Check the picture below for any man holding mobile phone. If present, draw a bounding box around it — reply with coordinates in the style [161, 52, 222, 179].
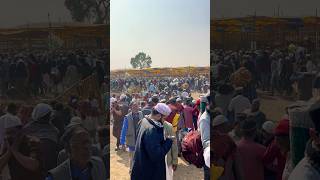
[131, 103, 173, 180]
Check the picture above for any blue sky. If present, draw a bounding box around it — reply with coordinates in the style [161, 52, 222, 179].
[111, 0, 210, 70]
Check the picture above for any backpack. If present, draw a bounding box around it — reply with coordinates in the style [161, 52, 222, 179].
[181, 130, 205, 168]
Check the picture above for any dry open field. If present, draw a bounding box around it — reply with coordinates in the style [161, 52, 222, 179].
[109, 92, 205, 180]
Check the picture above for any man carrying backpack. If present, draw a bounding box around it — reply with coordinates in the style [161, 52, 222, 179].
[180, 93, 210, 179]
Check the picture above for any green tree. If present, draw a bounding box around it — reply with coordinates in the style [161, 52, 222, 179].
[65, 0, 110, 24]
[130, 52, 152, 69]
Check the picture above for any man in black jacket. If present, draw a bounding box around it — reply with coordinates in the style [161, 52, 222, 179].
[131, 103, 173, 180]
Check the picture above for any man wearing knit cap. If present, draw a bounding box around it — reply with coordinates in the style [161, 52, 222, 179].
[131, 103, 173, 180]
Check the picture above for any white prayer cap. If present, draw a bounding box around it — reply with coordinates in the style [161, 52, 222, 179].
[0, 114, 22, 129]
[110, 97, 117, 104]
[154, 103, 171, 116]
[31, 103, 53, 120]
[262, 121, 276, 134]
[212, 115, 227, 127]
[67, 116, 82, 128]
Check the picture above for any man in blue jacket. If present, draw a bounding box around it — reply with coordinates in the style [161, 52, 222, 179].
[120, 100, 144, 173]
[131, 103, 173, 180]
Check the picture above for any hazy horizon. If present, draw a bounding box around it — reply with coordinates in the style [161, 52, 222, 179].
[110, 65, 209, 71]
[111, 0, 210, 70]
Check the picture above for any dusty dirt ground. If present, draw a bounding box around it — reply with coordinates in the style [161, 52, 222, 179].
[109, 91, 296, 179]
[110, 92, 205, 180]
[258, 91, 295, 121]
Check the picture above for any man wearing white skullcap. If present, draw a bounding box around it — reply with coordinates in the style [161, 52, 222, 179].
[154, 103, 172, 117]
[24, 103, 59, 172]
[131, 103, 173, 180]
[31, 103, 53, 121]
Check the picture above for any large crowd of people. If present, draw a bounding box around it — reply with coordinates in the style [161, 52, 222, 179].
[111, 76, 209, 94]
[0, 97, 108, 180]
[110, 75, 210, 180]
[0, 48, 109, 180]
[0, 49, 107, 99]
[212, 46, 320, 100]
[212, 46, 320, 180]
